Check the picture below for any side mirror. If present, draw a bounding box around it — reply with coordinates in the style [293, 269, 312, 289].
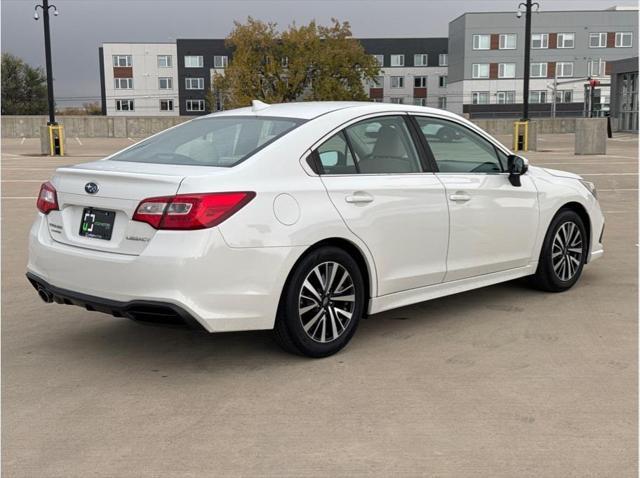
[507, 155, 529, 187]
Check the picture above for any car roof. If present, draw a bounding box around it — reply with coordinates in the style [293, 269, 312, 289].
[203, 101, 459, 121]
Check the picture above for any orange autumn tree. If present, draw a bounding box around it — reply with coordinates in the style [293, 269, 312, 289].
[213, 18, 379, 108]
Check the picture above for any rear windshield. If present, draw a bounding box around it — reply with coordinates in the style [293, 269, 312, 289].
[110, 116, 304, 167]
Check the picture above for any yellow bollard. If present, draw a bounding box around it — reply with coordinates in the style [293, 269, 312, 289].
[513, 121, 529, 152]
[47, 124, 65, 156]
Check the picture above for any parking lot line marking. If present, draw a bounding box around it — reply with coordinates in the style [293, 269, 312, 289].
[580, 173, 638, 176]
[75, 137, 83, 146]
[20, 137, 25, 145]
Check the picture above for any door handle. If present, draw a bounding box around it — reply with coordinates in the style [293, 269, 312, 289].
[345, 193, 374, 204]
[449, 193, 471, 202]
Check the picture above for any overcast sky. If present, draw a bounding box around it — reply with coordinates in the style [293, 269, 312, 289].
[2, 0, 637, 106]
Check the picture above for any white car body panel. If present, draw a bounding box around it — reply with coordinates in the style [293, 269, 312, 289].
[26, 102, 604, 333]
[437, 173, 539, 282]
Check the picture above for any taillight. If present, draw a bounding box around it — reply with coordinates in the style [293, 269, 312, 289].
[36, 181, 59, 214]
[133, 192, 256, 230]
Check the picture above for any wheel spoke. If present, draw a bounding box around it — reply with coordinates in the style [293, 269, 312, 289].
[326, 263, 338, 293]
[303, 309, 324, 333]
[327, 307, 339, 341]
[302, 279, 322, 302]
[313, 267, 326, 292]
[299, 303, 319, 315]
[332, 294, 355, 302]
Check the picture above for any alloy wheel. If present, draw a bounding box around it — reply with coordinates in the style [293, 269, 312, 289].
[298, 261, 355, 343]
[551, 221, 583, 281]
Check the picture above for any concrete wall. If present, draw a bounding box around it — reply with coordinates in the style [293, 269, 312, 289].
[1, 116, 190, 138]
[0, 115, 597, 139]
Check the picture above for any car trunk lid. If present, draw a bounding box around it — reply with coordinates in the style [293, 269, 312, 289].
[46, 160, 223, 255]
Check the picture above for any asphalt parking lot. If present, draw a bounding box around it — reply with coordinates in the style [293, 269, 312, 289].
[2, 132, 638, 477]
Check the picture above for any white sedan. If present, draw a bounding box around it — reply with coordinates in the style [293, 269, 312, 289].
[27, 101, 604, 357]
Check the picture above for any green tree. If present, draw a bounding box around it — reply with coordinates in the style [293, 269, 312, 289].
[1, 53, 48, 115]
[213, 18, 379, 109]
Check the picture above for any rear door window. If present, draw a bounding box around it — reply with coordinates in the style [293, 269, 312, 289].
[111, 116, 303, 167]
[345, 116, 422, 174]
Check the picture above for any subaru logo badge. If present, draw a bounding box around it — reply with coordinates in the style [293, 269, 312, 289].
[85, 182, 99, 194]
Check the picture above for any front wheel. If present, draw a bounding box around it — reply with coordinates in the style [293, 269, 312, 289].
[530, 210, 587, 292]
[273, 246, 365, 358]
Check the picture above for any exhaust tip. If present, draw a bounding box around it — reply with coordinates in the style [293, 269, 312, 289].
[37, 286, 53, 303]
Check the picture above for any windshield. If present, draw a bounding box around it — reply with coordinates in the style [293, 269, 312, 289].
[110, 116, 304, 167]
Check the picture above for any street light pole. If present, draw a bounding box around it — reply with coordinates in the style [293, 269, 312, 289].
[34, 0, 59, 125]
[518, 0, 539, 121]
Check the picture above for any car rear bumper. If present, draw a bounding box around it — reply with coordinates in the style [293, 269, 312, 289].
[26, 272, 206, 329]
[27, 214, 305, 332]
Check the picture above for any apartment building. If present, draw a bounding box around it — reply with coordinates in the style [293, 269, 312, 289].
[99, 43, 179, 116]
[359, 38, 449, 107]
[447, 6, 639, 116]
[176, 39, 232, 115]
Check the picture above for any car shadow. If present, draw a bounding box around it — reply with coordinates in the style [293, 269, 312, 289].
[43, 278, 544, 371]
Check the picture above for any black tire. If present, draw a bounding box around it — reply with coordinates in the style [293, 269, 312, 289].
[273, 246, 365, 358]
[530, 209, 587, 292]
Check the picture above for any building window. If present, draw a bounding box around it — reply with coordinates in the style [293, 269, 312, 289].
[530, 62, 548, 78]
[372, 54, 384, 66]
[281, 56, 289, 68]
[413, 98, 427, 106]
[439, 75, 447, 87]
[160, 99, 174, 111]
[185, 77, 204, 90]
[186, 99, 205, 112]
[184, 55, 204, 68]
[531, 33, 548, 49]
[438, 96, 447, 109]
[529, 91, 547, 104]
[414, 54, 428, 66]
[112, 55, 132, 67]
[114, 78, 133, 89]
[157, 55, 172, 68]
[589, 33, 607, 48]
[391, 76, 405, 88]
[557, 33, 575, 48]
[390, 54, 405, 67]
[390, 97, 404, 104]
[588, 59, 607, 77]
[439, 54, 448, 66]
[499, 34, 517, 50]
[414, 76, 427, 88]
[472, 34, 491, 50]
[557, 62, 574, 78]
[472, 91, 490, 104]
[555, 90, 573, 103]
[158, 77, 173, 89]
[472, 63, 490, 79]
[213, 55, 228, 68]
[115, 99, 134, 111]
[496, 91, 515, 104]
[615, 32, 633, 48]
[498, 63, 516, 78]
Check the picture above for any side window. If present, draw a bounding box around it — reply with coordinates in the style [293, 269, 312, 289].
[316, 132, 358, 175]
[344, 116, 421, 174]
[415, 117, 504, 173]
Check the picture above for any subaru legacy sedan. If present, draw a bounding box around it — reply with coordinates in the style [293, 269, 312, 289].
[27, 101, 604, 357]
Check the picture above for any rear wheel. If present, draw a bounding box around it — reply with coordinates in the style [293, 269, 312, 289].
[273, 246, 365, 358]
[530, 210, 587, 292]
